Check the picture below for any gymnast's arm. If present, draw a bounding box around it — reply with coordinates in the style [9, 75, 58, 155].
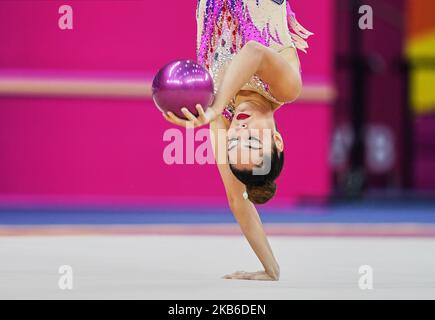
[209, 116, 280, 281]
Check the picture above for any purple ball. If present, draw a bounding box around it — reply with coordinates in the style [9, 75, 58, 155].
[152, 60, 215, 120]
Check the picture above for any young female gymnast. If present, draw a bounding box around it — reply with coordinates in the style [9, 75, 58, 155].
[163, 0, 312, 281]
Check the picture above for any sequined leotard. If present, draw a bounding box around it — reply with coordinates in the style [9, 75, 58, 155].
[196, 0, 312, 120]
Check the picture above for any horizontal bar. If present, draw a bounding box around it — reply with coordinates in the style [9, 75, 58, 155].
[1, 223, 435, 238]
[0, 77, 152, 99]
[0, 75, 336, 103]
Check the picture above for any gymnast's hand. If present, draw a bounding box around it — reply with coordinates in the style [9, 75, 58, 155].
[162, 104, 218, 128]
[223, 270, 279, 281]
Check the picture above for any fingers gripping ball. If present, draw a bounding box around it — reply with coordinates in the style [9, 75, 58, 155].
[152, 60, 215, 120]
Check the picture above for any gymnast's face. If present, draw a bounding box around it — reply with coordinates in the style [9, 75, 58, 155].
[227, 101, 284, 172]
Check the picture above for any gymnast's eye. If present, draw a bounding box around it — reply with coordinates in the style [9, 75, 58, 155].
[246, 136, 262, 150]
[228, 138, 238, 151]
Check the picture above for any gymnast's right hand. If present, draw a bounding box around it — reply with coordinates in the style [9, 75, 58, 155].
[162, 104, 217, 128]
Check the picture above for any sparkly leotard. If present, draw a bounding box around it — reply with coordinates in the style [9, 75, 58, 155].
[196, 0, 312, 120]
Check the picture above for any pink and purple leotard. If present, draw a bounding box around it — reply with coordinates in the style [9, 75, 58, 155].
[196, 0, 312, 119]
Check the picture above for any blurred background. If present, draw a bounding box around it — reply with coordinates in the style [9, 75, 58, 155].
[0, 0, 434, 234]
[1, 0, 435, 300]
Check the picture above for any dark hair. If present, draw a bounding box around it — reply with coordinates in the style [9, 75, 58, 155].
[229, 143, 284, 204]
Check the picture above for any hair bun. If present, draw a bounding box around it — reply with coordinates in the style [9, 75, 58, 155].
[246, 181, 277, 205]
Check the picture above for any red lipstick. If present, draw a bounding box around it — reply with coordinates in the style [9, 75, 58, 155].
[236, 113, 250, 120]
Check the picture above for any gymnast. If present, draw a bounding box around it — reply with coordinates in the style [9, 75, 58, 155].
[162, 0, 312, 281]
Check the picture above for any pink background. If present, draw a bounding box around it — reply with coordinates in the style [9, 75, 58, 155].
[0, 0, 334, 207]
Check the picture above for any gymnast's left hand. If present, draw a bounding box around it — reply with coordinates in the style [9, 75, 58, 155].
[162, 104, 217, 128]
